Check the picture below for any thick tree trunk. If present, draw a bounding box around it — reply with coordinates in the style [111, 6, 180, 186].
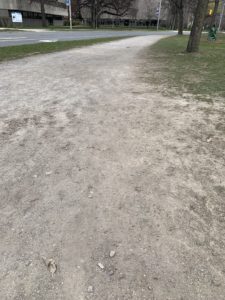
[210, 0, 220, 27]
[186, 0, 209, 53]
[40, 0, 47, 27]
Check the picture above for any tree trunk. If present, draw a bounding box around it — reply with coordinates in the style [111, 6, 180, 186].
[186, 0, 209, 53]
[210, 0, 220, 27]
[178, 6, 184, 35]
[40, 0, 47, 27]
[91, 0, 97, 28]
[172, 14, 177, 30]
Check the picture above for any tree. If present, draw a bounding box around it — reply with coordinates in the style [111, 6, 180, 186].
[168, 0, 198, 35]
[187, 0, 209, 52]
[169, 0, 184, 35]
[210, 0, 220, 27]
[30, 0, 47, 27]
[40, 0, 47, 27]
[104, 0, 134, 17]
[79, 0, 134, 28]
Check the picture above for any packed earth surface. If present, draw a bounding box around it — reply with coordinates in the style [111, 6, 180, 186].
[1, 36, 225, 300]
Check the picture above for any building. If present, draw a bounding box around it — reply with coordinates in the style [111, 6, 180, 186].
[133, 0, 169, 25]
[0, 0, 68, 27]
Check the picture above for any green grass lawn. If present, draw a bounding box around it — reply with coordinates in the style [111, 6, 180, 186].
[0, 37, 129, 62]
[147, 34, 225, 100]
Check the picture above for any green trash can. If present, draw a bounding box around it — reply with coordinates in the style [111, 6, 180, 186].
[208, 25, 217, 41]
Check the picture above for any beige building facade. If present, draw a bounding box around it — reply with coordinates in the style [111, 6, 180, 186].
[0, 0, 68, 27]
[133, 0, 169, 21]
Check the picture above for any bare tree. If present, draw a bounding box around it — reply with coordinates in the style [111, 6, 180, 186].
[168, 0, 198, 34]
[80, 0, 134, 27]
[187, 0, 209, 52]
[104, 0, 134, 17]
[169, 0, 184, 35]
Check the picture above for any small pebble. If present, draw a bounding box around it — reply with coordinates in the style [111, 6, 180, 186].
[45, 171, 52, 176]
[110, 250, 116, 258]
[97, 262, 104, 270]
[46, 258, 57, 276]
[88, 190, 94, 198]
[25, 260, 32, 267]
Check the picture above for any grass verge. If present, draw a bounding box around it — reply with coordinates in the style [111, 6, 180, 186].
[0, 36, 129, 62]
[147, 34, 225, 100]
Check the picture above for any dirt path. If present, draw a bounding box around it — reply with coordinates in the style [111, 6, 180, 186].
[1, 36, 225, 300]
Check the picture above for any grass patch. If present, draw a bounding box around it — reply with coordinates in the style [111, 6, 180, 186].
[148, 34, 225, 100]
[0, 36, 129, 62]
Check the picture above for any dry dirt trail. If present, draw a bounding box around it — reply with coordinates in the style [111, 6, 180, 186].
[1, 36, 225, 300]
